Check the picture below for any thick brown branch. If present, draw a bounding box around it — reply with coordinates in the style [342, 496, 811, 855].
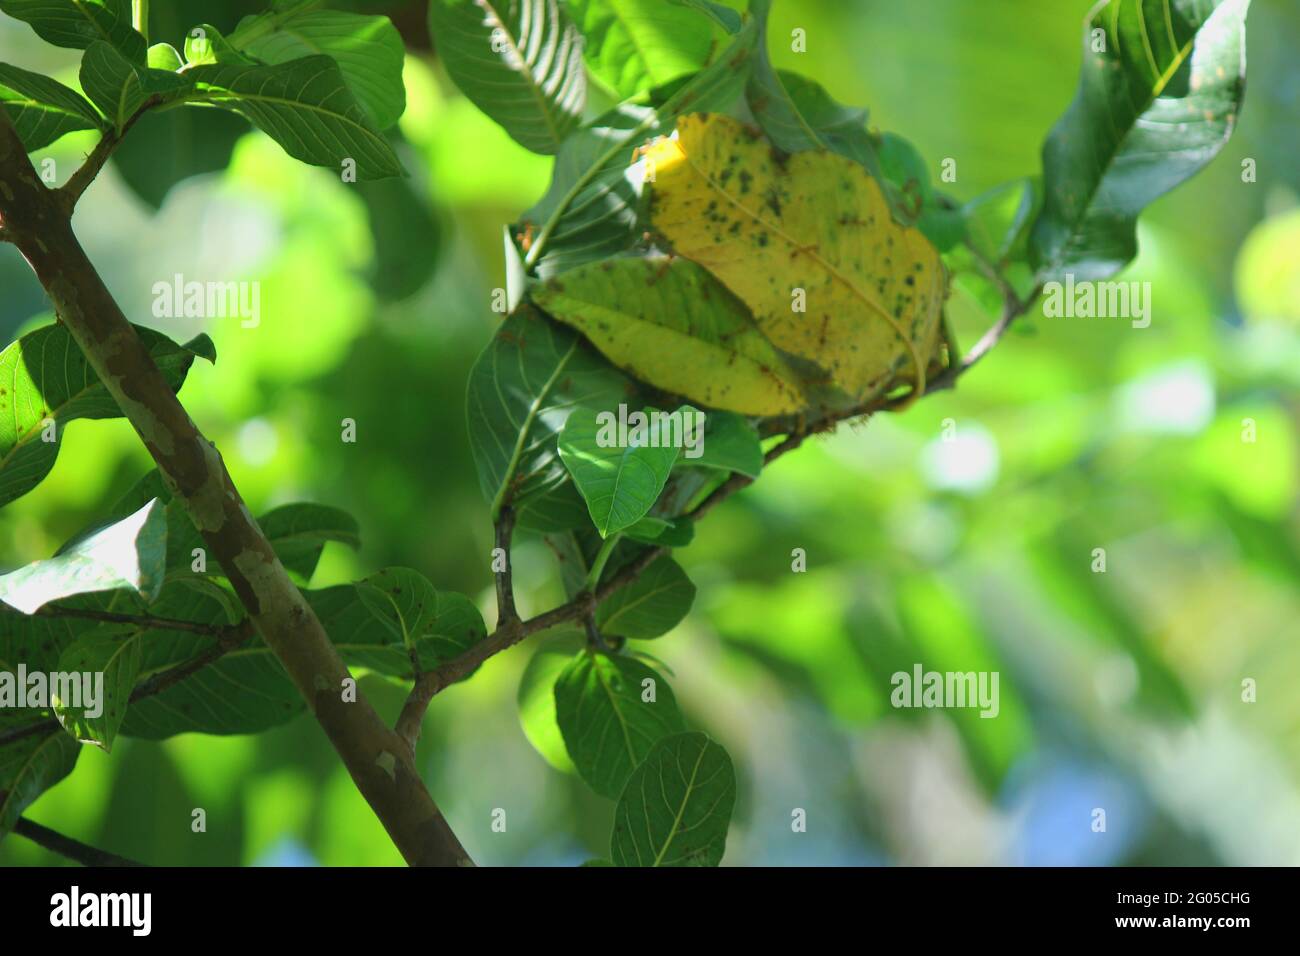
[0, 112, 472, 867]
[12, 817, 146, 867]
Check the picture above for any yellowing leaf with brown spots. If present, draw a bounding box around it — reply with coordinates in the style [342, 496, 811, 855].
[534, 256, 805, 416]
[643, 113, 947, 401]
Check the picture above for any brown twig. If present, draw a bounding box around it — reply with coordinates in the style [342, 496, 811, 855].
[0, 619, 255, 750]
[11, 817, 146, 867]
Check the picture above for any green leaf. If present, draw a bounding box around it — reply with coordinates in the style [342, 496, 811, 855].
[0, 0, 145, 60]
[0, 62, 104, 151]
[610, 730, 735, 866]
[188, 56, 403, 180]
[147, 42, 184, 72]
[534, 256, 805, 417]
[0, 323, 213, 509]
[1031, 0, 1252, 280]
[182, 23, 253, 67]
[558, 406, 680, 537]
[686, 409, 762, 478]
[258, 503, 361, 584]
[120, 578, 301, 739]
[517, 17, 757, 276]
[596, 554, 695, 639]
[232, 10, 406, 130]
[466, 306, 636, 530]
[52, 627, 141, 751]
[428, 0, 586, 155]
[0, 716, 79, 840]
[570, 0, 716, 98]
[555, 650, 684, 798]
[308, 568, 486, 679]
[516, 634, 581, 773]
[79, 39, 192, 131]
[0, 500, 167, 615]
[745, 0, 881, 174]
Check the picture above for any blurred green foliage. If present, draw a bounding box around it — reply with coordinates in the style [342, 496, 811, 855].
[1, 0, 1296, 866]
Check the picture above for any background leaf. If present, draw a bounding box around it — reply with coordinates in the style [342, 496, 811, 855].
[610, 730, 735, 866]
[569, 0, 716, 98]
[0, 718, 79, 840]
[428, 0, 586, 155]
[555, 650, 684, 797]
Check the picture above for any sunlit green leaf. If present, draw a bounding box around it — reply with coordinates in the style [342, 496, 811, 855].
[570, 0, 716, 98]
[558, 405, 679, 537]
[0, 62, 104, 151]
[0, 500, 167, 615]
[233, 9, 406, 129]
[0, 323, 213, 509]
[79, 40, 192, 131]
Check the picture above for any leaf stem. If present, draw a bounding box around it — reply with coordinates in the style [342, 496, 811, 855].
[132, 0, 149, 42]
[585, 533, 621, 591]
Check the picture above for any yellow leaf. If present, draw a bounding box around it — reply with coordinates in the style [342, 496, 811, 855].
[642, 113, 947, 403]
[534, 256, 805, 416]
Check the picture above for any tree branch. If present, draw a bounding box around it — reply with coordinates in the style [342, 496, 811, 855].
[36, 605, 239, 636]
[12, 817, 146, 867]
[394, 273, 1037, 728]
[0, 111, 472, 867]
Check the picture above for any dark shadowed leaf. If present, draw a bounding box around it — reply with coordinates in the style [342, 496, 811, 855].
[1031, 0, 1252, 280]
[596, 554, 695, 638]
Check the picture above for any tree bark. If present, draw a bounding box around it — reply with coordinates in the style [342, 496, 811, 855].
[0, 114, 472, 867]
